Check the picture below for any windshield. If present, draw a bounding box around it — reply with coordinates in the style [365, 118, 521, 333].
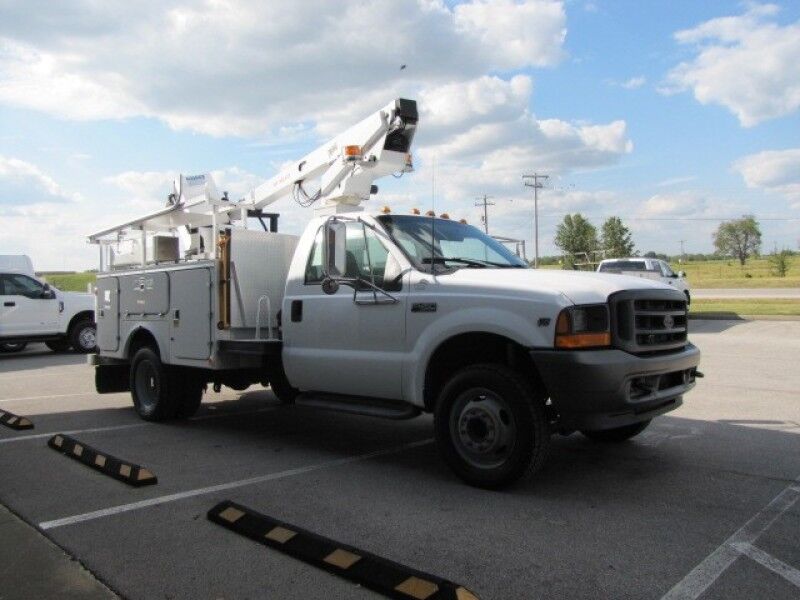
[598, 260, 646, 272]
[377, 215, 527, 272]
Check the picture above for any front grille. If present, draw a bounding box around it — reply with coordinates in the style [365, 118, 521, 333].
[611, 290, 688, 354]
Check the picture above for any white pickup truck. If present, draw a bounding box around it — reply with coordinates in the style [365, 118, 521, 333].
[90, 98, 700, 488]
[597, 258, 691, 303]
[0, 260, 97, 354]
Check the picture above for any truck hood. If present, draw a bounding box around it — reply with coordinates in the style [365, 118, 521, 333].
[440, 268, 670, 305]
[57, 289, 95, 311]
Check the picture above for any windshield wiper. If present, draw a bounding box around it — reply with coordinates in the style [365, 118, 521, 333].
[422, 256, 487, 268]
[423, 256, 526, 268]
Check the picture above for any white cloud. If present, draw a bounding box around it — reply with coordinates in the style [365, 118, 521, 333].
[0, 155, 78, 205]
[734, 148, 800, 206]
[0, 0, 567, 137]
[621, 76, 646, 90]
[639, 192, 706, 217]
[663, 4, 800, 126]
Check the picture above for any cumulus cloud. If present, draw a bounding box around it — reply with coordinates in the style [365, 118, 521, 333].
[734, 148, 800, 206]
[663, 4, 800, 126]
[0, 0, 567, 137]
[621, 76, 646, 90]
[0, 155, 78, 205]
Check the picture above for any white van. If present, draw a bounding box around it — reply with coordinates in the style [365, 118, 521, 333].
[597, 258, 691, 303]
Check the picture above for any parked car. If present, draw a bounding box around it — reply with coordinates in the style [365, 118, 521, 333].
[0, 271, 97, 353]
[597, 258, 691, 303]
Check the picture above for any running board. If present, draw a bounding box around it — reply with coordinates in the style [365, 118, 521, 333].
[295, 393, 421, 420]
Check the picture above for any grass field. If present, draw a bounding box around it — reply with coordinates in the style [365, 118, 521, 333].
[671, 256, 800, 289]
[40, 272, 96, 292]
[689, 299, 800, 317]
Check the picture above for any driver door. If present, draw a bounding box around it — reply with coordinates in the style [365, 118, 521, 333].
[282, 223, 408, 400]
[0, 274, 59, 336]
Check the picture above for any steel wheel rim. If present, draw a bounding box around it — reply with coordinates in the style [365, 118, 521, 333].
[78, 326, 96, 350]
[134, 360, 159, 410]
[449, 387, 516, 470]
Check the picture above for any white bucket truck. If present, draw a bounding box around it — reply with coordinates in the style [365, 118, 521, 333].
[89, 99, 700, 488]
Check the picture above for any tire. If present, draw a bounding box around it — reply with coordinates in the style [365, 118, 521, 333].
[70, 319, 97, 353]
[434, 364, 550, 489]
[174, 371, 205, 419]
[0, 342, 27, 353]
[581, 419, 651, 443]
[130, 347, 178, 421]
[267, 357, 298, 405]
[46, 339, 71, 352]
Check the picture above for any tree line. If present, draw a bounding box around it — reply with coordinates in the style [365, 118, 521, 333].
[549, 213, 793, 273]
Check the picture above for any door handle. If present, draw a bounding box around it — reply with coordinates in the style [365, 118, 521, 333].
[3, 301, 14, 307]
[291, 300, 303, 322]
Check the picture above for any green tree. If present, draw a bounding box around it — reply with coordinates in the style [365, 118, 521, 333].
[601, 216, 635, 258]
[554, 213, 598, 266]
[713, 215, 762, 266]
[769, 249, 791, 277]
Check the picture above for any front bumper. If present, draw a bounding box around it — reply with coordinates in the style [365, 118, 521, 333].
[530, 343, 701, 431]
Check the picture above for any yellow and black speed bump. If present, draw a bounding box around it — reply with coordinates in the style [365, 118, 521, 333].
[0, 409, 33, 430]
[47, 434, 157, 487]
[208, 500, 479, 600]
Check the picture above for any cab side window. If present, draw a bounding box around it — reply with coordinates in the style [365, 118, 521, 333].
[303, 223, 401, 291]
[304, 228, 325, 284]
[1, 274, 45, 299]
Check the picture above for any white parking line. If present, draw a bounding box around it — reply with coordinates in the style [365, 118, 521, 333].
[660, 475, 800, 600]
[0, 423, 146, 444]
[0, 407, 276, 444]
[731, 543, 800, 589]
[39, 438, 434, 530]
[0, 392, 95, 404]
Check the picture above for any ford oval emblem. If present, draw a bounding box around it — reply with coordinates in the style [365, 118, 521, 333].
[663, 314, 674, 329]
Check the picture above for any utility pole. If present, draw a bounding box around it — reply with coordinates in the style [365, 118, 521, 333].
[522, 173, 549, 268]
[679, 239, 685, 263]
[474, 195, 495, 234]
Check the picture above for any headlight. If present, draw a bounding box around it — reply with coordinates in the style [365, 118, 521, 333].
[555, 304, 611, 349]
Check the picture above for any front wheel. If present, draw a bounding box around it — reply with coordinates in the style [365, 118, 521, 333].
[70, 320, 97, 353]
[581, 419, 651, 443]
[434, 364, 550, 489]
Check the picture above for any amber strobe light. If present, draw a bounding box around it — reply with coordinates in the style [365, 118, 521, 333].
[555, 305, 611, 349]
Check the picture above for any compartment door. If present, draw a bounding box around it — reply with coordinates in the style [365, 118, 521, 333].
[170, 269, 212, 360]
[96, 277, 120, 351]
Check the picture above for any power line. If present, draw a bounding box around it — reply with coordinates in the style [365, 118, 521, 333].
[522, 173, 549, 268]
[474, 195, 495, 234]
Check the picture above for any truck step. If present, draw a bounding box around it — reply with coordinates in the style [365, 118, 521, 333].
[295, 393, 421, 420]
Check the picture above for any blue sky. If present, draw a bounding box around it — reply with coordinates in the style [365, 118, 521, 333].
[1, 0, 798, 270]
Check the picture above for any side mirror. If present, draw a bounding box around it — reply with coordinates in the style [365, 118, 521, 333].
[323, 219, 348, 279]
[41, 283, 56, 299]
[677, 271, 686, 279]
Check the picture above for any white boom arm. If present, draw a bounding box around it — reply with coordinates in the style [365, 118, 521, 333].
[87, 98, 417, 267]
[240, 98, 417, 213]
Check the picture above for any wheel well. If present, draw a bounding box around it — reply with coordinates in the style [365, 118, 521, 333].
[423, 332, 545, 411]
[127, 328, 159, 360]
[67, 311, 94, 336]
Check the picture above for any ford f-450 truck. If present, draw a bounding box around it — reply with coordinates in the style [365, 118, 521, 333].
[89, 99, 700, 488]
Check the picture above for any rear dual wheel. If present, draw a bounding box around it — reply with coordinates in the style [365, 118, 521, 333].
[130, 347, 204, 421]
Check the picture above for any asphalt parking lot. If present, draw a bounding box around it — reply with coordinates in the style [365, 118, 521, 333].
[1, 320, 799, 600]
